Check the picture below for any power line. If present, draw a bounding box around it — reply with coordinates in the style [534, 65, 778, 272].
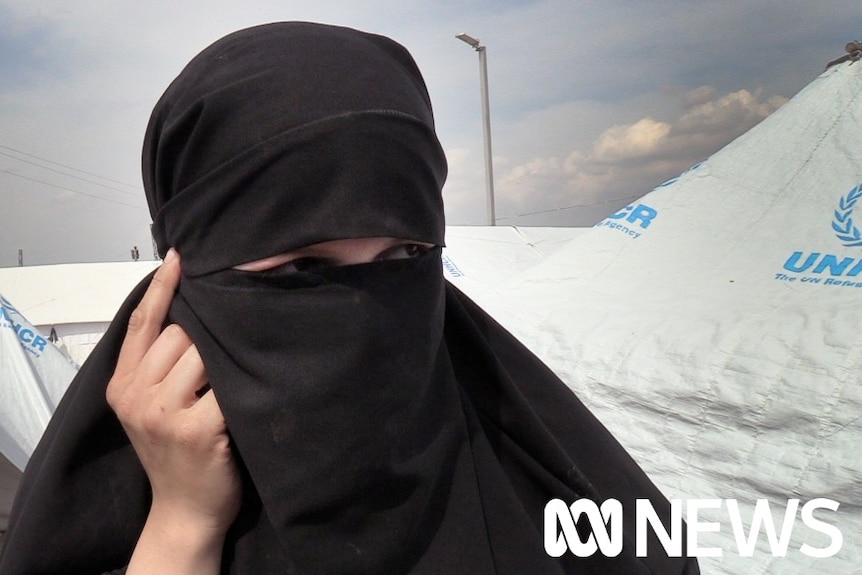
[489, 193, 642, 224]
[0, 168, 147, 210]
[0, 144, 139, 190]
[0, 149, 141, 198]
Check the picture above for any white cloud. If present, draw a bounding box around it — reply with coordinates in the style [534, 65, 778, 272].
[492, 87, 788, 226]
[591, 117, 672, 163]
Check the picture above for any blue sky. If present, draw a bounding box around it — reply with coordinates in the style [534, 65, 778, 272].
[2, 0, 862, 266]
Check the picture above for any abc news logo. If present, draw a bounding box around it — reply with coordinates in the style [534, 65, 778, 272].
[544, 498, 843, 559]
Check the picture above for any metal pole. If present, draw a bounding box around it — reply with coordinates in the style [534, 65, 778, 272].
[456, 33, 496, 226]
[477, 46, 496, 226]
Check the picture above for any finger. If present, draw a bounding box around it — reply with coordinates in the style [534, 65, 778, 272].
[133, 324, 195, 393]
[116, 248, 181, 377]
[160, 344, 209, 409]
[107, 325, 193, 417]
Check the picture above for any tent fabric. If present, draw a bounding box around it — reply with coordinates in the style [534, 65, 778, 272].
[0, 262, 160, 326]
[442, 226, 586, 291]
[0, 293, 78, 535]
[0, 294, 78, 472]
[454, 61, 862, 574]
[0, 261, 159, 365]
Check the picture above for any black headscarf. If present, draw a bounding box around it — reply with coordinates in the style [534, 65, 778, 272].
[0, 22, 698, 574]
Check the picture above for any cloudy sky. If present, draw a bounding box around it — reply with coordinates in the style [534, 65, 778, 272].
[2, 0, 861, 267]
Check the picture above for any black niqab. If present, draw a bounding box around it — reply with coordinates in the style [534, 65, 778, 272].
[0, 22, 698, 574]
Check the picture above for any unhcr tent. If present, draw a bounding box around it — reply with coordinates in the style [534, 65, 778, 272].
[0, 261, 159, 365]
[443, 59, 862, 574]
[0, 294, 78, 535]
[0, 262, 157, 540]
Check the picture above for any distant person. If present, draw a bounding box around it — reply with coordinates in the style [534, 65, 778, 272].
[0, 22, 698, 574]
[130, 245, 140, 261]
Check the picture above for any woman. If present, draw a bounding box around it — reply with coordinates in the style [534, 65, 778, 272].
[0, 22, 698, 574]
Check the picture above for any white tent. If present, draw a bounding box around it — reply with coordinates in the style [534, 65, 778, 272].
[444, 61, 862, 574]
[0, 293, 78, 533]
[0, 262, 158, 539]
[0, 261, 159, 365]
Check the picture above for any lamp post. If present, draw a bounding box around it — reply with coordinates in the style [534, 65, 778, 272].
[456, 32, 496, 226]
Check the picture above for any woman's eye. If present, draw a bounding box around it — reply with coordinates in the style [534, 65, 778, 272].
[377, 243, 429, 261]
[242, 243, 433, 275]
[260, 257, 331, 275]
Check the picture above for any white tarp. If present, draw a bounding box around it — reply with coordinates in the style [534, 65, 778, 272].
[0, 293, 78, 531]
[442, 225, 586, 288]
[0, 294, 78, 470]
[442, 61, 862, 574]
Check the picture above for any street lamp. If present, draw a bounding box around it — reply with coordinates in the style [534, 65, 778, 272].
[456, 32, 496, 226]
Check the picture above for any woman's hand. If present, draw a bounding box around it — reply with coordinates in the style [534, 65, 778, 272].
[106, 249, 241, 574]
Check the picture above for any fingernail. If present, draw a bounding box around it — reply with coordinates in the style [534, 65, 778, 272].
[164, 248, 177, 263]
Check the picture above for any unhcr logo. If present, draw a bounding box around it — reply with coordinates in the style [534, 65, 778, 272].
[596, 203, 658, 239]
[775, 182, 862, 288]
[832, 183, 862, 247]
[441, 254, 464, 278]
[0, 295, 49, 357]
